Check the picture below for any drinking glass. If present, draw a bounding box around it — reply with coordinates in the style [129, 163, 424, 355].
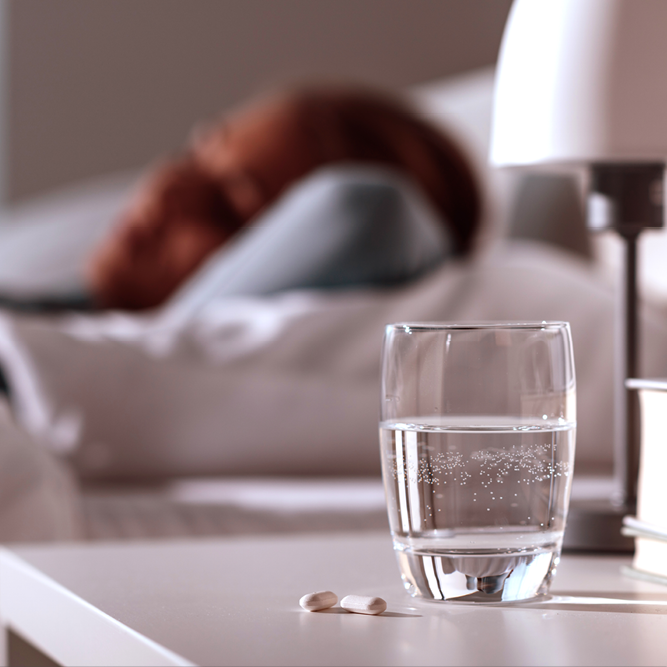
[379, 322, 576, 602]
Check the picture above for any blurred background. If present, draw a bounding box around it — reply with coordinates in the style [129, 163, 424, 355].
[2, 0, 513, 205]
[0, 0, 663, 548]
[5, 0, 667, 300]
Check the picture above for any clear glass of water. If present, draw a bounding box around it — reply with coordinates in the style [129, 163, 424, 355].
[380, 322, 576, 602]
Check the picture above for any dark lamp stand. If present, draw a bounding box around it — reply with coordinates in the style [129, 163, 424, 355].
[563, 163, 664, 551]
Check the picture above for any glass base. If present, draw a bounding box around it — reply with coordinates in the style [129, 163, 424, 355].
[396, 548, 559, 602]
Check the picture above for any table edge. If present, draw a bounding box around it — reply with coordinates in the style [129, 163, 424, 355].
[0, 547, 193, 667]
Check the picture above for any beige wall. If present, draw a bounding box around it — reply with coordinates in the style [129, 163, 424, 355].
[6, 0, 512, 203]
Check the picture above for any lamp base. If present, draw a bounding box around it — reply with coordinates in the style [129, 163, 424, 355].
[563, 498, 634, 552]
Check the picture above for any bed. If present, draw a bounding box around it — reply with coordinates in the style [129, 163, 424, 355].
[0, 68, 665, 544]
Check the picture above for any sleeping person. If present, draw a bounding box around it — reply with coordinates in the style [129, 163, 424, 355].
[84, 84, 481, 312]
[1, 84, 667, 488]
[5, 82, 667, 543]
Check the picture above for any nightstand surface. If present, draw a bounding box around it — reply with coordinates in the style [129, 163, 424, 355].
[1, 532, 666, 666]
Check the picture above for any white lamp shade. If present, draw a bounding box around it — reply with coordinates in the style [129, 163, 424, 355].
[490, 0, 667, 166]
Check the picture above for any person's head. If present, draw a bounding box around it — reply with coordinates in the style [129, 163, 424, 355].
[87, 159, 244, 310]
[193, 84, 482, 253]
[281, 85, 482, 255]
[87, 95, 319, 310]
[87, 84, 481, 310]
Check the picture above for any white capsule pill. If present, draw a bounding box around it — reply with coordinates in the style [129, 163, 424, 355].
[299, 590, 338, 612]
[340, 594, 387, 615]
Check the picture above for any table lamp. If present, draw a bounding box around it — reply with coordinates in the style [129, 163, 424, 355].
[490, 0, 667, 550]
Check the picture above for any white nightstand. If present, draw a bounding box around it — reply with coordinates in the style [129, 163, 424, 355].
[0, 532, 666, 666]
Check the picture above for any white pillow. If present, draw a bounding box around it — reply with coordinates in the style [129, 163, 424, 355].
[0, 171, 137, 298]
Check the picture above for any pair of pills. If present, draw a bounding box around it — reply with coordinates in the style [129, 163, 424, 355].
[299, 591, 387, 615]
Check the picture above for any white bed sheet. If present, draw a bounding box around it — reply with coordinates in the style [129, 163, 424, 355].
[80, 477, 388, 541]
[0, 240, 664, 484]
[77, 473, 613, 542]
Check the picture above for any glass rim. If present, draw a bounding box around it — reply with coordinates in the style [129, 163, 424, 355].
[385, 320, 570, 332]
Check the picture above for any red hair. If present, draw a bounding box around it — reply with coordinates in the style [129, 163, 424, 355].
[288, 85, 482, 254]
